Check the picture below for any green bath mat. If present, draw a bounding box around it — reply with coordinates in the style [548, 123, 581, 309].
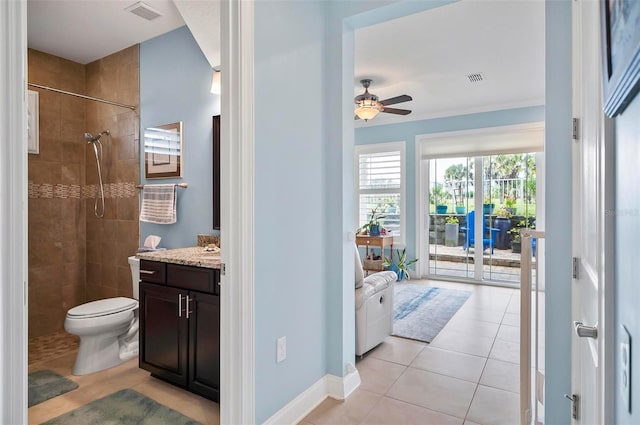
[28, 369, 79, 407]
[42, 388, 202, 425]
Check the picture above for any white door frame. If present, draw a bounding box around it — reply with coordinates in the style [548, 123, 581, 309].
[570, 0, 614, 423]
[0, 1, 255, 423]
[219, 0, 255, 423]
[0, 0, 28, 423]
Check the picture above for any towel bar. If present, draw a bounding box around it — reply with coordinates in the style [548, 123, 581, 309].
[136, 183, 188, 189]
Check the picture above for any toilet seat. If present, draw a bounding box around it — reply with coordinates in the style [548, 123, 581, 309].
[67, 297, 138, 319]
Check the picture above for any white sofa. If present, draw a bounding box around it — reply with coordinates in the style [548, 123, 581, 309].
[354, 244, 397, 356]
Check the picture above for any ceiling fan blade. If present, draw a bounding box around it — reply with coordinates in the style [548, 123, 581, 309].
[381, 107, 411, 115]
[379, 95, 412, 106]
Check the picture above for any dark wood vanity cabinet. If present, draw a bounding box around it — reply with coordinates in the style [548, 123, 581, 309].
[139, 260, 220, 402]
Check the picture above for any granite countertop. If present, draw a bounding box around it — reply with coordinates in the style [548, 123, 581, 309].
[136, 246, 221, 269]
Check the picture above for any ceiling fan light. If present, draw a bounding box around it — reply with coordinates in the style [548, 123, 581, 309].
[354, 99, 381, 121]
[355, 106, 380, 121]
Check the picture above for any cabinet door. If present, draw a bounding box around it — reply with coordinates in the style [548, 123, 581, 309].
[188, 291, 220, 401]
[140, 283, 188, 387]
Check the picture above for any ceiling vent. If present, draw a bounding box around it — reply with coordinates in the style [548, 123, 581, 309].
[125, 2, 162, 21]
[466, 73, 485, 83]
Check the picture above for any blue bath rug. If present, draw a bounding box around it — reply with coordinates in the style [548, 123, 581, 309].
[42, 388, 202, 425]
[28, 369, 79, 407]
[393, 284, 471, 343]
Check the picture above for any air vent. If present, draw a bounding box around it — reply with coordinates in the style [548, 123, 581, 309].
[466, 73, 484, 83]
[125, 1, 162, 21]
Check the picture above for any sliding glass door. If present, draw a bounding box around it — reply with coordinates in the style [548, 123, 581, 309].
[425, 153, 538, 285]
[428, 157, 474, 279]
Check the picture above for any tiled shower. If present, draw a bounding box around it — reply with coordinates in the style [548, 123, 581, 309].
[27, 46, 140, 343]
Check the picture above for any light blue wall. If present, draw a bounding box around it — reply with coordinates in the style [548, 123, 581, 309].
[139, 26, 220, 248]
[252, 0, 573, 422]
[544, 0, 572, 421]
[253, 1, 328, 422]
[355, 106, 545, 262]
[324, 0, 458, 386]
[615, 95, 640, 423]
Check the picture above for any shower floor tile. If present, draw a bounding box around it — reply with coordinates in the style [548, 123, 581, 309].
[29, 331, 79, 365]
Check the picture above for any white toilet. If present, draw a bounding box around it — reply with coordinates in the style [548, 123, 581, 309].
[65, 256, 141, 375]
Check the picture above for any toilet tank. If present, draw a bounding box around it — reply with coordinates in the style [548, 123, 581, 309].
[128, 256, 140, 300]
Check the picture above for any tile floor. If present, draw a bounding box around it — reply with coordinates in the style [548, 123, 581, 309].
[28, 349, 219, 424]
[29, 279, 540, 425]
[301, 279, 540, 425]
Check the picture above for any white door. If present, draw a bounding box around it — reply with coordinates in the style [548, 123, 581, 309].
[571, 0, 611, 423]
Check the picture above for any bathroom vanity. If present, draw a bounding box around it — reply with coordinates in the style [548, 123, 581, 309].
[136, 247, 221, 402]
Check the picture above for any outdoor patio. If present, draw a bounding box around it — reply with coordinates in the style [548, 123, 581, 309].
[429, 244, 536, 284]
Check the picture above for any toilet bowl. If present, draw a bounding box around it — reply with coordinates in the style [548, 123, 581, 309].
[64, 256, 140, 375]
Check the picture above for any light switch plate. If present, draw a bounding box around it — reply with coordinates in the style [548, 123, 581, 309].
[620, 325, 631, 413]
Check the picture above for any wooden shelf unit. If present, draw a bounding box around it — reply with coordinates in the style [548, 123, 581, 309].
[356, 235, 394, 273]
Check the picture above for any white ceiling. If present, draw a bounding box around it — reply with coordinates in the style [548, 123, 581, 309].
[28, 0, 190, 65]
[354, 0, 545, 127]
[27, 0, 544, 125]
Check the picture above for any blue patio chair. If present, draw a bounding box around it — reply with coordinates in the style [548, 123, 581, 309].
[460, 210, 500, 254]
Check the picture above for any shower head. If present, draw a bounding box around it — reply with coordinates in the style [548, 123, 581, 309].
[84, 130, 110, 143]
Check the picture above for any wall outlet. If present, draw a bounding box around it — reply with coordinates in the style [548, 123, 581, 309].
[620, 325, 631, 413]
[277, 336, 286, 363]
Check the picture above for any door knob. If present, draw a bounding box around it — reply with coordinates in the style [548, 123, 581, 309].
[573, 321, 597, 339]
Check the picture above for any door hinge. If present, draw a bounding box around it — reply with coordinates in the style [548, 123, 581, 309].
[572, 118, 579, 140]
[573, 257, 580, 279]
[564, 393, 579, 420]
[221, 263, 226, 276]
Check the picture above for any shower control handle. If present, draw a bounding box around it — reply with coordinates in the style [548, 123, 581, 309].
[178, 294, 183, 317]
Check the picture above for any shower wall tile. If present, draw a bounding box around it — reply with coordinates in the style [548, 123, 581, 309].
[61, 163, 83, 185]
[102, 219, 118, 241]
[30, 136, 63, 164]
[86, 44, 140, 300]
[28, 45, 139, 340]
[62, 142, 84, 164]
[29, 161, 62, 183]
[117, 198, 138, 221]
[61, 283, 84, 310]
[86, 284, 117, 303]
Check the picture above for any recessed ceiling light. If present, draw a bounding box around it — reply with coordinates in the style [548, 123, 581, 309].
[125, 2, 162, 21]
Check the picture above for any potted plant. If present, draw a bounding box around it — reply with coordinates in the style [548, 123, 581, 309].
[382, 248, 418, 281]
[494, 206, 513, 249]
[455, 203, 465, 214]
[483, 197, 495, 215]
[504, 194, 518, 216]
[430, 183, 451, 215]
[444, 216, 459, 247]
[495, 205, 513, 219]
[508, 219, 533, 253]
[356, 207, 387, 236]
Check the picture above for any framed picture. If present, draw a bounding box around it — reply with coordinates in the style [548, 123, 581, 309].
[601, 0, 640, 117]
[144, 121, 183, 179]
[27, 90, 39, 154]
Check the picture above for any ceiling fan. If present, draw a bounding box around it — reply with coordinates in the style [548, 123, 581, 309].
[354, 79, 412, 121]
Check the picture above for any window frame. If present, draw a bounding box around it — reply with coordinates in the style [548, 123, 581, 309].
[354, 141, 406, 247]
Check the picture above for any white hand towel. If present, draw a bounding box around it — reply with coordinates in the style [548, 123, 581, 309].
[139, 184, 177, 224]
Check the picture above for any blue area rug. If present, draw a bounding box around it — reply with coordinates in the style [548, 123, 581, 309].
[28, 369, 78, 407]
[393, 284, 471, 343]
[42, 389, 201, 425]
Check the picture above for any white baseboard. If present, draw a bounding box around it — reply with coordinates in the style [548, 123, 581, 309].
[263, 369, 361, 425]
